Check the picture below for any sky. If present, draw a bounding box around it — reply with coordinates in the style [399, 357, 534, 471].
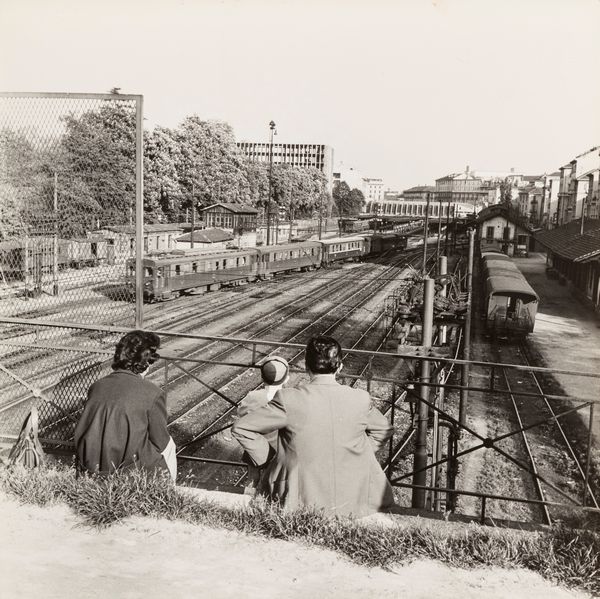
[1, 0, 599, 191]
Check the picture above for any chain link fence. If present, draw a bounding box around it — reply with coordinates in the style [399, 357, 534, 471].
[0, 92, 143, 442]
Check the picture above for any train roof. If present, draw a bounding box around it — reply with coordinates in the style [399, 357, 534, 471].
[141, 248, 259, 265]
[481, 251, 510, 260]
[486, 275, 539, 301]
[320, 236, 366, 245]
[258, 241, 322, 253]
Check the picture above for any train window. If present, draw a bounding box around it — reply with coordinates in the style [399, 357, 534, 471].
[175, 265, 181, 276]
[145, 267, 154, 277]
[289, 251, 293, 258]
[192, 262, 198, 273]
[215, 261, 220, 270]
[222, 260, 226, 269]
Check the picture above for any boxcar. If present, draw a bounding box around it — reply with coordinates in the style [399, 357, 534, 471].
[368, 231, 407, 255]
[320, 236, 368, 266]
[257, 241, 322, 278]
[0, 238, 70, 280]
[482, 253, 538, 336]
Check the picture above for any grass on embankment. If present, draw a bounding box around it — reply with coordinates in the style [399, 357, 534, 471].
[1, 465, 599, 596]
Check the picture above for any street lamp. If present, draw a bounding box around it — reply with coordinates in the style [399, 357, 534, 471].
[266, 120, 276, 245]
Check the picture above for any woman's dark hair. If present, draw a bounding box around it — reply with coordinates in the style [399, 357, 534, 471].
[305, 336, 342, 374]
[112, 330, 160, 374]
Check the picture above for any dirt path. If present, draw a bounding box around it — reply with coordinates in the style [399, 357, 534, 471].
[0, 493, 589, 599]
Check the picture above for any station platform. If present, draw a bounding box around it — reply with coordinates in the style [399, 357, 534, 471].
[514, 252, 600, 440]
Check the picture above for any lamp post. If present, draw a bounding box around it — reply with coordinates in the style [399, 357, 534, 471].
[266, 120, 276, 246]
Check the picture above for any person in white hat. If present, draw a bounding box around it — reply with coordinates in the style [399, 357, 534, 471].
[236, 356, 290, 487]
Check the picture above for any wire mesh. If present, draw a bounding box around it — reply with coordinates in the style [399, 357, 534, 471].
[0, 94, 139, 326]
[0, 93, 141, 442]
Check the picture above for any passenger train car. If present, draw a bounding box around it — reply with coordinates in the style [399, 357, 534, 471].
[128, 231, 409, 301]
[481, 251, 539, 337]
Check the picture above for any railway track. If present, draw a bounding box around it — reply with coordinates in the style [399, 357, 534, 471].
[164, 252, 422, 485]
[485, 339, 598, 524]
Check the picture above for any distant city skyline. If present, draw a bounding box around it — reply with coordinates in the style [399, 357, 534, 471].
[1, 0, 598, 191]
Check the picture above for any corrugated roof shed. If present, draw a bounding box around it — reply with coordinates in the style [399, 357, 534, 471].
[535, 220, 600, 262]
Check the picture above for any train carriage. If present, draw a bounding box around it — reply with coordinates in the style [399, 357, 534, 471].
[482, 253, 539, 336]
[320, 236, 368, 266]
[257, 241, 322, 278]
[128, 248, 259, 300]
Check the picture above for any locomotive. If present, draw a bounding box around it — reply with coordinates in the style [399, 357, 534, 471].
[127, 232, 409, 301]
[481, 251, 539, 337]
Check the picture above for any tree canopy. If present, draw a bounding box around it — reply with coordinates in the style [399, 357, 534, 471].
[1, 106, 330, 236]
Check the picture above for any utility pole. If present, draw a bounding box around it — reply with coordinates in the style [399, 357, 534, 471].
[190, 182, 195, 249]
[422, 193, 431, 274]
[266, 120, 276, 246]
[459, 228, 475, 427]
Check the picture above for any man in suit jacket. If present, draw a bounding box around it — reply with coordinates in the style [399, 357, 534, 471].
[232, 336, 395, 517]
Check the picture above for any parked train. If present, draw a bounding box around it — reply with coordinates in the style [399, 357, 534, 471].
[127, 231, 410, 301]
[481, 251, 539, 337]
[0, 236, 110, 281]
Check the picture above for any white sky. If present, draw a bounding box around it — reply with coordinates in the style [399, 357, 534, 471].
[1, 0, 599, 190]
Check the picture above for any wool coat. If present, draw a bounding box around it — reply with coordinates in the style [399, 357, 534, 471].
[74, 370, 170, 475]
[232, 374, 395, 517]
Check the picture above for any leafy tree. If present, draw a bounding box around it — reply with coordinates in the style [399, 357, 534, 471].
[348, 188, 366, 214]
[499, 178, 514, 206]
[144, 126, 182, 222]
[173, 117, 250, 215]
[58, 102, 137, 229]
[332, 181, 351, 216]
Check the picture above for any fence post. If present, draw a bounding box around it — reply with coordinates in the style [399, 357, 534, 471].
[412, 277, 434, 509]
[134, 95, 144, 329]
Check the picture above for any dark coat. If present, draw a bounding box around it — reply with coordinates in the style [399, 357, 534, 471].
[74, 370, 170, 475]
[232, 374, 395, 517]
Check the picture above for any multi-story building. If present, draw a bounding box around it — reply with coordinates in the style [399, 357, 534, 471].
[238, 141, 334, 192]
[435, 168, 489, 212]
[556, 147, 600, 226]
[363, 177, 384, 203]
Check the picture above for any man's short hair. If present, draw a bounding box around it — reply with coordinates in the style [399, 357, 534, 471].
[305, 336, 342, 374]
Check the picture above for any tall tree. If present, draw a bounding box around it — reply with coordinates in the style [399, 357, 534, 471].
[58, 102, 137, 228]
[332, 180, 352, 216]
[144, 126, 182, 222]
[173, 117, 250, 213]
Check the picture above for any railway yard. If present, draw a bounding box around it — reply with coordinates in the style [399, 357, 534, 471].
[0, 239, 599, 529]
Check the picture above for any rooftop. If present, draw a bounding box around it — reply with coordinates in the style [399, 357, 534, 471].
[176, 228, 234, 243]
[535, 219, 600, 262]
[201, 203, 258, 214]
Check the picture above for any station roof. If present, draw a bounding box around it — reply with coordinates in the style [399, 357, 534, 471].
[535, 219, 600, 263]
